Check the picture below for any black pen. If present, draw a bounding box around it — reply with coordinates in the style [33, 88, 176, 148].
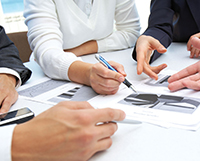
[95, 54, 137, 93]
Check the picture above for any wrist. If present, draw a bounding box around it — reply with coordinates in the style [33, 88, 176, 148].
[0, 74, 17, 87]
[68, 61, 93, 86]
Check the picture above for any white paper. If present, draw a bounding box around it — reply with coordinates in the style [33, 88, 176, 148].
[89, 70, 200, 130]
[17, 77, 99, 105]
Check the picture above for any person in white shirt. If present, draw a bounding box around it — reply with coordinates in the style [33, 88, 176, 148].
[168, 37, 200, 91]
[24, 0, 140, 95]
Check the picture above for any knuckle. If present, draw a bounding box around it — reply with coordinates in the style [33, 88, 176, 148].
[107, 108, 115, 120]
[77, 113, 92, 125]
[80, 130, 95, 145]
[79, 148, 94, 161]
[103, 79, 110, 86]
[102, 70, 110, 77]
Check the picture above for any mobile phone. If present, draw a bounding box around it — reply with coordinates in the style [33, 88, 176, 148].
[0, 107, 35, 126]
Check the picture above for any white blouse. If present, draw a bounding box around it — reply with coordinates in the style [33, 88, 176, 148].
[73, 0, 93, 17]
[24, 0, 140, 80]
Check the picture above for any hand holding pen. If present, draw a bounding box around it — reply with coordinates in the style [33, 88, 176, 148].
[95, 54, 137, 93]
[88, 55, 128, 95]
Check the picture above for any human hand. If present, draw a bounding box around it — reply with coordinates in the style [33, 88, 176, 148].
[187, 33, 200, 58]
[68, 61, 126, 95]
[136, 35, 167, 80]
[168, 61, 200, 91]
[89, 61, 127, 94]
[12, 101, 125, 161]
[0, 74, 18, 113]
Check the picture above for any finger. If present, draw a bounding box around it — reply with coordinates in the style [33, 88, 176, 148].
[192, 48, 199, 58]
[95, 63, 125, 83]
[93, 83, 119, 95]
[147, 37, 167, 53]
[91, 71, 121, 89]
[0, 98, 15, 113]
[136, 36, 167, 76]
[195, 49, 200, 58]
[93, 137, 113, 155]
[183, 80, 200, 90]
[191, 37, 200, 50]
[57, 101, 94, 110]
[108, 61, 126, 77]
[136, 44, 146, 75]
[168, 73, 200, 91]
[0, 91, 18, 113]
[150, 63, 167, 74]
[187, 37, 193, 51]
[168, 80, 186, 91]
[137, 53, 145, 75]
[190, 47, 195, 58]
[168, 61, 200, 83]
[91, 108, 126, 124]
[96, 122, 118, 139]
[143, 63, 159, 80]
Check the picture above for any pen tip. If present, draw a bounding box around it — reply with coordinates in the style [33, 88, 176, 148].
[130, 85, 138, 93]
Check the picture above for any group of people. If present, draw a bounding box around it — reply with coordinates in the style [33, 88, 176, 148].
[1, 0, 200, 160]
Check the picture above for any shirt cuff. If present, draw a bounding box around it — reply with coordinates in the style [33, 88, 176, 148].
[0, 124, 17, 161]
[0, 68, 21, 88]
[97, 39, 107, 53]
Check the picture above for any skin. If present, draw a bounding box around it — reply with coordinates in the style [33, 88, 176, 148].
[135, 33, 200, 80]
[64, 40, 98, 57]
[66, 40, 127, 95]
[0, 74, 18, 114]
[187, 33, 200, 58]
[12, 101, 126, 161]
[135, 35, 167, 80]
[168, 37, 200, 91]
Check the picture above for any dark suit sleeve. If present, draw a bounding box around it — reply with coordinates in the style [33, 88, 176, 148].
[132, 0, 174, 63]
[0, 26, 31, 85]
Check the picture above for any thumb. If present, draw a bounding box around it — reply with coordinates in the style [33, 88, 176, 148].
[150, 39, 167, 53]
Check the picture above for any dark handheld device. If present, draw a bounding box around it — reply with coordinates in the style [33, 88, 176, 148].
[0, 107, 34, 126]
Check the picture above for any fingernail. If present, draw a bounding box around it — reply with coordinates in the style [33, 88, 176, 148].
[158, 47, 166, 51]
[162, 64, 167, 69]
[123, 112, 126, 119]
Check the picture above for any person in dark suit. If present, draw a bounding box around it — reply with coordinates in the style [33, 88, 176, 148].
[0, 26, 31, 113]
[132, 0, 200, 80]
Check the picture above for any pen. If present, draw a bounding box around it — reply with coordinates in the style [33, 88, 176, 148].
[95, 54, 137, 93]
[114, 118, 142, 124]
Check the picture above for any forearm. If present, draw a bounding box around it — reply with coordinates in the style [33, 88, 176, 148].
[64, 40, 98, 56]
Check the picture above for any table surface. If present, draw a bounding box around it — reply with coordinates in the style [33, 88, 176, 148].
[24, 43, 200, 161]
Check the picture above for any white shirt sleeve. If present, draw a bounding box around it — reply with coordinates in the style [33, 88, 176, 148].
[97, 0, 141, 52]
[0, 68, 21, 88]
[24, 1, 82, 81]
[0, 124, 16, 161]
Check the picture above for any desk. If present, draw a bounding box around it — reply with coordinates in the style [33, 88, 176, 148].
[24, 43, 200, 161]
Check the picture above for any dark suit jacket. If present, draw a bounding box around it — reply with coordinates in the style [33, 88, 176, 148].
[0, 26, 31, 84]
[132, 0, 200, 63]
